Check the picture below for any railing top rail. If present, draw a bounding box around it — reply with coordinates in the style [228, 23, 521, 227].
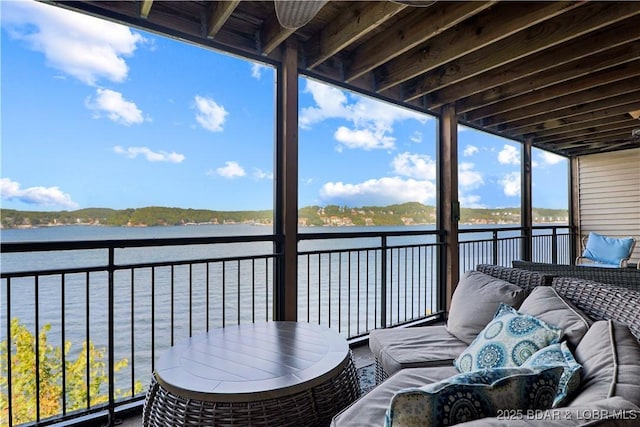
[531, 224, 572, 230]
[299, 241, 444, 256]
[459, 224, 571, 234]
[1, 252, 280, 279]
[299, 229, 443, 240]
[0, 234, 279, 253]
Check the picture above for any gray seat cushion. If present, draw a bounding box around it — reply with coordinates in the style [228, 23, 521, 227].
[369, 325, 468, 377]
[570, 320, 640, 407]
[331, 365, 459, 427]
[447, 270, 526, 344]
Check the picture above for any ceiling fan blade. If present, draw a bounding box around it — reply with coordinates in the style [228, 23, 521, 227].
[274, 0, 328, 29]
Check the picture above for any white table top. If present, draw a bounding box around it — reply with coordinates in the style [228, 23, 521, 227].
[155, 321, 350, 401]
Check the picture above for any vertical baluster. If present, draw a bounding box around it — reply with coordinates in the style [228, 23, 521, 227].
[328, 253, 332, 329]
[348, 251, 352, 337]
[380, 236, 387, 328]
[35, 276, 41, 422]
[107, 248, 115, 426]
[207, 262, 211, 330]
[151, 267, 156, 372]
[222, 261, 226, 328]
[318, 253, 322, 325]
[6, 277, 12, 425]
[356, 251, 360, 333]
[130, 269, 135, 399]
[61, 274, 67, 415]
[85, 271, 91, 409]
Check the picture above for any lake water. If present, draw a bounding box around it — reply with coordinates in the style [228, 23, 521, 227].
[1, 223, 565, 394]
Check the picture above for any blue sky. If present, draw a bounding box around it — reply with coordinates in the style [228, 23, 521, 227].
[1, 1, 568, 212]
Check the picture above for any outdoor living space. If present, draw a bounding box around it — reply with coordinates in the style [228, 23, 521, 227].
[2, 1, 640, 427]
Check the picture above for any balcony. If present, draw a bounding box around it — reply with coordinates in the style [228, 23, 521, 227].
[3, 2, 639, 426]
[1, 225, 572, 426]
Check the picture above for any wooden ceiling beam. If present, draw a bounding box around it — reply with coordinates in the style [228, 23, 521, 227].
[261, 14, 296, 55]
[403, 1, 640, 102]
[468, 60, 640, 123]
[374, 1, 579, 92]
[458, 37, 640, 114]
[343, 1, 493, 82]
[207, 1, 240, 39]
[535, 126, 637, 146]
[568, 140, 640, 156]
[305, 1, 406, 69]
[504, 96, 640, 136]
[527, 116, 634, 141]
[426, 20, 640, 110]
[481, 77, 640, 128]
[140, 0, 153, 19]
[545, 139, 638, 158]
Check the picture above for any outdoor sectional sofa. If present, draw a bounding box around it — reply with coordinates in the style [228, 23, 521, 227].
[331, 265, 640, 426]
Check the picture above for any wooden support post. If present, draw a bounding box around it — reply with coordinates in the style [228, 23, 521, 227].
[521, 139, 532, 261]
[437, 104, 459, 312]
[569, 157, 580, 264]
[274, 37, 298, 321]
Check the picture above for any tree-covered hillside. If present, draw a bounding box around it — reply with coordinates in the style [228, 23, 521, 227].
[0, 203, 568, 229]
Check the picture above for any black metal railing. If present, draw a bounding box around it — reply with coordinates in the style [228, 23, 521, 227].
[1, 225, 570, 426]
[458, 225, 573, 271]
[531, 225, 574, 265]
[1, 235, 277, 427]
[298, 229, 444, 339]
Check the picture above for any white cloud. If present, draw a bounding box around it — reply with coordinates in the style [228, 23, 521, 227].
[194, 95, 228, 132]
[459, 162, 484, 189]
[300, 79, 429, 151]
[113, 146, 185, 163]
[2, 1, 146, 85]
[215, 161, 245, 178]
[0, 178, 78, 209]
[253, 168, 273, 180]
[463, 145, 479, 157]
[334, 127, 395, 151]
[299, 80, 350, 128]
[251, 63, 269, 79]
[410, 131, 423, 143]
[391, 152, 436, 180]
[500, 172, 521, 197]
[86, 88, 144, 125]
[498, 144, 520, 165]
[539, 151, 565, 165]
[320, 177, 436, 206]
[459, 194, 484, 208]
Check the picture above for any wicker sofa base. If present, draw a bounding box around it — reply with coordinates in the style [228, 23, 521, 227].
[512, 260, 639, 290]
[142, 352, 361, 427]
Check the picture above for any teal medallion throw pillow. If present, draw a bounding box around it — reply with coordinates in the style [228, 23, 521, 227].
[454, 303, 562, 373]
[385, 366, 563, 427]
[522, 342, 582, 407]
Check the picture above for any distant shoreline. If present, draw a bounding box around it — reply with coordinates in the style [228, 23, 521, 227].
[1, 220, 570, 231]
[0, 203, 569, 230]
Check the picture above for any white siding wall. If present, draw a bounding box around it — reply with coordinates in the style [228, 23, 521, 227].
[577, 148, 640, 265]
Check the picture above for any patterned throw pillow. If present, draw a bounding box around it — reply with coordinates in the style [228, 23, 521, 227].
[522, 342, 582, 407]
[385, 366, 563, 427]
[454, 303, 562, 373]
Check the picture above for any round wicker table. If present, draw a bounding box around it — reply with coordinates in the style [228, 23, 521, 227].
[142, 321, 360, 426]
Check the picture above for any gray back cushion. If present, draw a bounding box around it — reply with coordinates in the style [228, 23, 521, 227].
[570, 320, 640, 407]
[446, 270, 526, 344]
[518, 286, 592, 349]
